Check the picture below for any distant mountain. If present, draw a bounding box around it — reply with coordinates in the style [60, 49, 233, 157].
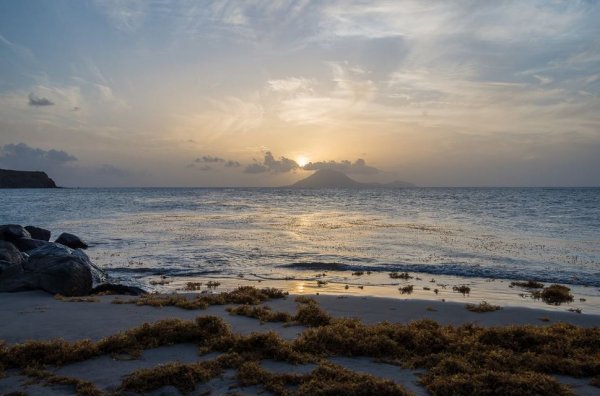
[0, 169, 57, 188]
[288, 169, 415, 188]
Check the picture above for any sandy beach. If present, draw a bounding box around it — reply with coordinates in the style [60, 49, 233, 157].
[1, 289, 599, 395]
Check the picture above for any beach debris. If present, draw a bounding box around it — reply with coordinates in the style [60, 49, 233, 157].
[453, 285, 471, 295]
[532, 284, 574, 305]
[399, 285, 414, 294]
[227, 304, 293, 323]
[90, 283, 146, 296]
[184, 282, 203, 291]
[434, 288, 439, 294]
[389, 272, 412, 280]
[466, 301, 502, 313]
[510, 280, 544, 289]
[206, 280, 221, 289]
[120, 286, 287, 309]
[54, 294, 99, 303]
[351, 271, 364, 276]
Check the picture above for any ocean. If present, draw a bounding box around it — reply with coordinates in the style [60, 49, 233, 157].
[1, 187, 598, 292]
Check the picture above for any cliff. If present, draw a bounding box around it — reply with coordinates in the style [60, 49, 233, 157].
[0, 169, 57, 188]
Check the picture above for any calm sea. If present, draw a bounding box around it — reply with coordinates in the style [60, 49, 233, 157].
[1, 188, 599, 289]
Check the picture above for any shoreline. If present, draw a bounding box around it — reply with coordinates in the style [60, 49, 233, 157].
[1, 290, 599, 344]
[1, 290, 599, 395]
[134, 273, 600, 315]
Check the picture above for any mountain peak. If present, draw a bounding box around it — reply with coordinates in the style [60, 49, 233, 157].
[289, 169, 415, 189]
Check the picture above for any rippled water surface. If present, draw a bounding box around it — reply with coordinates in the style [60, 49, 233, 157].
[1, 188, 599, 289]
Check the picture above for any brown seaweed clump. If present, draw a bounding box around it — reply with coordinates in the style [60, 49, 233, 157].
[466, 301, 502, 313]
[510, 280, 544, 289]
[389, 272, 412, 280]
[227, 305, 294, 323]
[237, 361, 412, 396]
[453, 285, 471, 295]
[115, 286, 288, 310]
[537, 284, 574, 305]
[399, 285, 414, 295]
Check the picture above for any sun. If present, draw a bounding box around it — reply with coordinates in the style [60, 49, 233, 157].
[296, 155, 309, 167]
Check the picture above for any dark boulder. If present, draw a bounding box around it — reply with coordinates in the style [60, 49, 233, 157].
[24, 226, 51, 241]
[0, 241, 23, 265]
[90, 283, 147, 296]
[0, 262, 34, 292]
[13, 238, 53, 253]
[0, 241, 29, 291]
[55, 232, 88, 249]
[0, 224, 31, 242]
[24, 243, 106, 296]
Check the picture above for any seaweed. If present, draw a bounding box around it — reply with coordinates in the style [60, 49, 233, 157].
[466, 301, 502, 313]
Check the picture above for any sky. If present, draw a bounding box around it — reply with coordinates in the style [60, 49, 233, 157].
[1, 0, 599, 187]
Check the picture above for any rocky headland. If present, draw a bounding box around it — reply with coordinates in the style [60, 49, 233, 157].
[0, 168, 58, 188]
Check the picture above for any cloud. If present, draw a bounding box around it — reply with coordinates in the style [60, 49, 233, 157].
[0, 143, 77, 171]
[196, 155, 225, 163]
[243, 163, 268, 174]
[263, 151, 299, 173]
[243, 151, 299, 174]
[225, 160, 241, 168]
[28, 93, 54, 107]
[303, 158, 379, 175]
[190, 155, 241, 170]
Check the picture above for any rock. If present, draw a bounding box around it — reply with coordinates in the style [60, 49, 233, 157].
[0, 241, 23, 265]
[0, 224, 31, 242]
[25, 243, 106, 296]
[0, 242, 28, 291]
[13, 238, 53, 253]
[24, 226, 51, 241]
[90, 283, 147, 296]
[55, 232, 88, 249]
[0, 259, 25, 280]
[0, 168, 57, 188]
[0, 263, 35, 292]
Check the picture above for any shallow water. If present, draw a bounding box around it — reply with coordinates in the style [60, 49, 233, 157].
[1, 188, 599, 300]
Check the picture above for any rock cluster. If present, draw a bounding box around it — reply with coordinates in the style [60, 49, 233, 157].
[0, 224, 143, 296]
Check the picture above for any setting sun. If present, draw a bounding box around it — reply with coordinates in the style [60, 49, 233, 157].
[296, 155, 309, 168]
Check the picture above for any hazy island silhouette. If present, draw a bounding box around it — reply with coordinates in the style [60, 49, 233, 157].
[287, 169, 415, 188]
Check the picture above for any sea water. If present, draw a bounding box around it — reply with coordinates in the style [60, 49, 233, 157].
[1, 187, 599, 309]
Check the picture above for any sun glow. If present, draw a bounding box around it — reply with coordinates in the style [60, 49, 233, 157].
[296, 155, 309, 167]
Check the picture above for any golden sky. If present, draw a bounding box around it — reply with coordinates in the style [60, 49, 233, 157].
[1, 1, 599, 186]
